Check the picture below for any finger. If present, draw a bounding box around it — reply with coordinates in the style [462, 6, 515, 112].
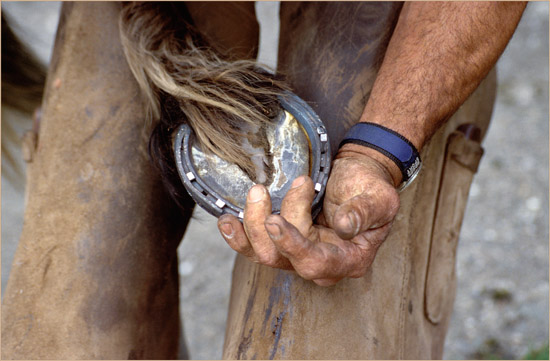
[280, 176, 315, 235]
[332, 187, 399, 240]
[244, 184, 290, 267]
[355, 222, 393, 250]
[345, 225, 392, 273]
[218, 214, 257, 261]
[266, 215, 364, 280]
[265, 214, 319, 262]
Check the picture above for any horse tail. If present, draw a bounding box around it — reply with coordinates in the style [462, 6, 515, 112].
[1, 14, 47, 187]
[119, 2, 288, 185]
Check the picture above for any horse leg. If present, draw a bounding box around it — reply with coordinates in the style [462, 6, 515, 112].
[185, 1, 259, 60]
[1, 3, 192, 359]
[222, 3, 496, 359]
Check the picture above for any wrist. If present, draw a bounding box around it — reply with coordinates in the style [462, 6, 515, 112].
[336, 143, 402, 188]
[338, 122, 423, 190]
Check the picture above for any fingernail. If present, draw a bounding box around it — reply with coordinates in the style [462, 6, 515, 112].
[346, 211, 360, 235]
[265, 223, 282, 240]
[248, 185, 265, 202]
[291, 176, 306, 189]
[220, 223, 234, 239]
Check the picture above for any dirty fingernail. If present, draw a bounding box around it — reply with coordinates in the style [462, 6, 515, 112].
[220, 223, 234, 239]
[345, 211, 360, 235]
[249, 185, 265, 202]
[291, 176, 306, 189]
[265, 223, 282, 240]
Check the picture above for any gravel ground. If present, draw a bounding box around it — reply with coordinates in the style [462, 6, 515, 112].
[2, 2, 548, 360]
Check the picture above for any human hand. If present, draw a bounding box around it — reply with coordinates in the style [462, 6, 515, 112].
[217, 146, 400, 286]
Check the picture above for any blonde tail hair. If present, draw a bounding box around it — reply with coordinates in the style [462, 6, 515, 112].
[119, 2, 288, 183]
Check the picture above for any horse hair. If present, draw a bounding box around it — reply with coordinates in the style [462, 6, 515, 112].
[119, 2, 289, 194]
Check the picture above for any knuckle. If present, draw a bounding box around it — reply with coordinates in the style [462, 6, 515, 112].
[256, 253, 274, 265]
[259, 257, 281, 269]
[297, 270, 315, 280]
[298, 263, 323, 280]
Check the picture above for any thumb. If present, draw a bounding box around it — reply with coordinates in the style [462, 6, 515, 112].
[331, 189, 400, 240]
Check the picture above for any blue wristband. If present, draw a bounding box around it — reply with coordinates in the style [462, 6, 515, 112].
[339, 122, 422, 188]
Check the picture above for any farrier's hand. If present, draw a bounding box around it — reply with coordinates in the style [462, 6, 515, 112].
[217, 146, 400, 286]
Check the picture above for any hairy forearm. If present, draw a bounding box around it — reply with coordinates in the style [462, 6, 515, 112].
[342, 1, 526, 186]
